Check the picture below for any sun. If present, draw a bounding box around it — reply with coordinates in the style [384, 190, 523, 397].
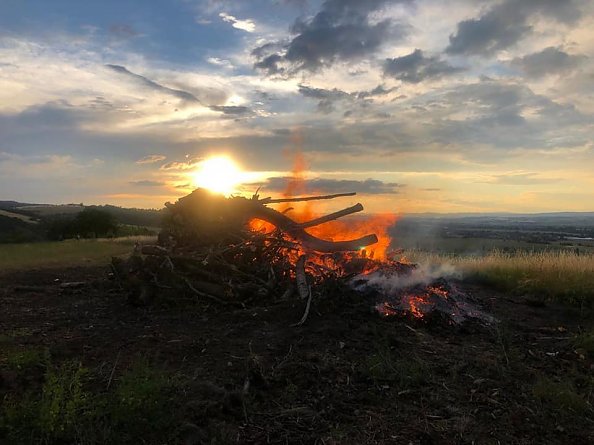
[191, 155, 242, 196]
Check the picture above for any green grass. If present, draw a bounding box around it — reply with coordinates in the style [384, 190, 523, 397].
[0, 237, 155, 272]
[533, 377, 590, 414]
[0, 353, 183, 444]
[402, 249, 594, 306]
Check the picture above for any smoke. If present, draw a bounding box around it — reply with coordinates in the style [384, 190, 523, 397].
[353, 262, 461, 293]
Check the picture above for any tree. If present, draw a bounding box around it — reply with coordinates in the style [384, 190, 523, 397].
[73, 208, 118, 237]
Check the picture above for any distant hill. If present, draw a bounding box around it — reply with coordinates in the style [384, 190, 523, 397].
[0, 201, 164, 228]
[0, 214, 44, 243]
[0, 200, 36, 210]
[0, 201, 164, 243]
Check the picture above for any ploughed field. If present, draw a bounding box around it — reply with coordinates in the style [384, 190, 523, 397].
[1, 265, 592, 444]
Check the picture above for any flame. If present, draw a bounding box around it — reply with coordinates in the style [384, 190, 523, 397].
[249, 130, 398, 276]
[307, 213, 397, 261]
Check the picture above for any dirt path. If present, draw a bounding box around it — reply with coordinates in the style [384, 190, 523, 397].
[1, 266, 592, 444]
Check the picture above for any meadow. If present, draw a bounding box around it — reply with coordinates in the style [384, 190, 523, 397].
[404, 249, 594, 306]
[0, 237, 155, 272]
[2, 237, 593, 306]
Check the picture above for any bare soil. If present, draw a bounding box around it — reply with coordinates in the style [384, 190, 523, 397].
[1, 265, 593, 444]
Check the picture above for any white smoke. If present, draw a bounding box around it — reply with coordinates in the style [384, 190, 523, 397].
[353, 262, 461, 293]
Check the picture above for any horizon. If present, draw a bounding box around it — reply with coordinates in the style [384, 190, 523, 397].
[1, 0, 594, 213]
[3, 196, 594, 217]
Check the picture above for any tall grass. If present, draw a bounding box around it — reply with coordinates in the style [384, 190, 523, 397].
[0, 237, 154, 272]
[403, 249, 594, 305]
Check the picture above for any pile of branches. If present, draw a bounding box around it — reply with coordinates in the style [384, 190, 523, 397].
[111, 188, 382, 321]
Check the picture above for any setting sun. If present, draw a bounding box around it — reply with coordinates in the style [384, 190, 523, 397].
[191, 156, 242, 196]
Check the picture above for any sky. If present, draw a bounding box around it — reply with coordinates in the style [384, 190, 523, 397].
[1, 0, 593, 213]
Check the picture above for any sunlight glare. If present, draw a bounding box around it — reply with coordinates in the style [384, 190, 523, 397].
[191, 156, 242, 196]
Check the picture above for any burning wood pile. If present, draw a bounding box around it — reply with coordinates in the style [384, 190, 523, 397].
[112, 188, 494, 326]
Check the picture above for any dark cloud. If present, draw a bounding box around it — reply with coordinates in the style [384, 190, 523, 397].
[383, 49, 463, 83]
[106, 64, 201, 104]
[446, 0, 583, 56]
[298, 85, 351, 113]
[262, 177, 403, 194]
[253, 0, 410, 75]
[208, 105, 251, 115]
[129, 180, 165, 187]
[298, 84, 396, 113]
[511, 47, 587, 78]
[356, 85, 396, 99]
[254, 54, 285, 76]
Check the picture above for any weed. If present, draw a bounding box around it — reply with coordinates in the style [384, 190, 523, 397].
[533, 377, 590, 414]
[38, 360, 90, 441]
[0, 355, 186, 444]
[366, 342, 429, 388]
[574, 329, 594, 357]
[4, 348, 46, 371]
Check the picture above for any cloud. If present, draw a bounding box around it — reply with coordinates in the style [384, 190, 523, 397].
[383, 49, 463, 83]
[208, 105, 251, 115]
[206, 57, 233, 69]
[511, 47, 587, 78]
[108, 24, 139, 39]
[298, 84, 397, 113]
[446, 0, 583, 56]
[136, 155, 166, 164]
[422, 79, 592, 150]
[298, 85, 352, 113]
[106, 65, 238, 115]
[485, 172, 561, 185]
[219, 12, 256, 32]
[105, 64, 202, 104]
[160, 159, 201, 171]
[252, 0, 409, 75]
[261, 177, 404, 194]
[129, 180, 165, 186]
[356, 85, 397, 100]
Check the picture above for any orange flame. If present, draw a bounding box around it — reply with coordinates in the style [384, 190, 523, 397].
[250, 129, 398, 267]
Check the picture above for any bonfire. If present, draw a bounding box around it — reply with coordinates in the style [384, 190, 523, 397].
[112, 188, 493, 326]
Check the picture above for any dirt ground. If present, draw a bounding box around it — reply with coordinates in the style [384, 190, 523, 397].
[1, 265, 593, 444]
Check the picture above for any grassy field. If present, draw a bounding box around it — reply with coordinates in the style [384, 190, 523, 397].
[2, 238, 593, 306]
[403, 249, 594, 306]
[0, 237, 154, 272]
[0, 210, 38, 224]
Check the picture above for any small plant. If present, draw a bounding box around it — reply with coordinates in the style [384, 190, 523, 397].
[5, 348, 46, 371]
[533, 377, 590, 414]
[574, 329, 594, 358]
[38, 360, 90, 440]
[366, 343, 429, 388]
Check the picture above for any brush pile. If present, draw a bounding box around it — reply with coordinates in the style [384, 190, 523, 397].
[111, 188, 388, 315]
[112, 188, 496, 327]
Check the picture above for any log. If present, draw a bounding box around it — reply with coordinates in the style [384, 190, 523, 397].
[292, 255, 313, 327]
[298, 203, 363, 229]
[244, 201, 378, 252]
[295, 255, 309, 300]
[261, 192, 356, 204]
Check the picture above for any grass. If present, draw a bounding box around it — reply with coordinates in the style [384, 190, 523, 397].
[0, 209, 38, 223]
[533, 377, 590, 414]
[0, 352, 183, 445]
[0, 237, 155, 272]
[402, 249, 594, 306]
